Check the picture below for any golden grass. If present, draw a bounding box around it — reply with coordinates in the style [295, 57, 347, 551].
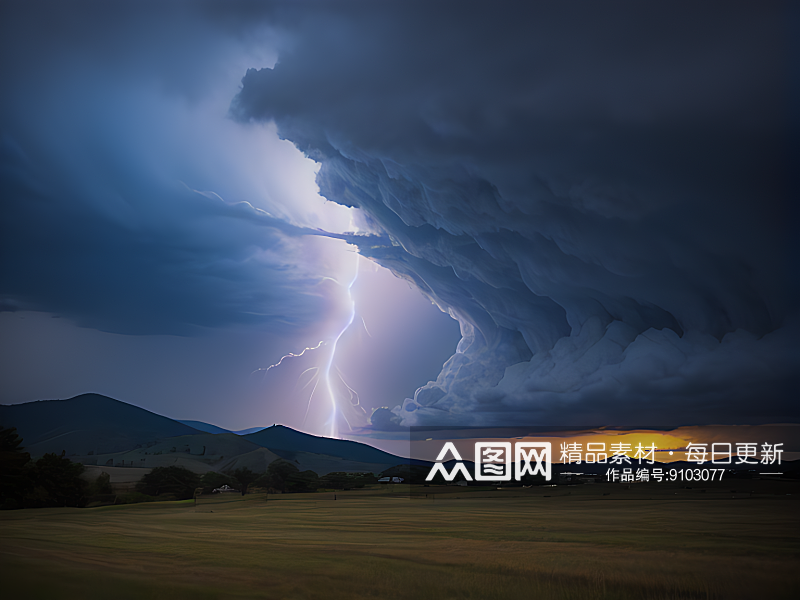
[1, 480, 798, 599]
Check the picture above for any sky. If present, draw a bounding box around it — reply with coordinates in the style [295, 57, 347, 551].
[0, 1, 797, 438]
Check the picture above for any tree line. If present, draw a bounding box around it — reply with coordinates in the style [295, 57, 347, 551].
[1, 425, 382, 509]
[141, 461, 379, 501]
[0, 426, 112, 509]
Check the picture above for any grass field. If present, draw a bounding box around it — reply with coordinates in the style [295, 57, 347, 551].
[1, 480, 798, 599]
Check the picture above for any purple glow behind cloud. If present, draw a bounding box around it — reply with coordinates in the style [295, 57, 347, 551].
[0, 1, 462, 433]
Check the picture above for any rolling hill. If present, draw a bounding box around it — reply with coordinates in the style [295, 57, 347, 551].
[176, 420, 231, 435]
[0, 395, 414, 476]
[0, 393, 202, 457]
[176, 421, 269, 436]
[244, 425, 419, 467]
[75, 432, 269, 474]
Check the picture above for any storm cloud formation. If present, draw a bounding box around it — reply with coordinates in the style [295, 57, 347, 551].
[0, 2, 796, 429]
[0, 1, 358, 337]
[232, 2, 798, 425]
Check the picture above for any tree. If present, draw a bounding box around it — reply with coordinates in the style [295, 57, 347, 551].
[256, 460, 298, 493]
[136, 466, 199, 500]
[88, 472, 113, 495]
[0, 426, 32, 509]
[252, 473, 273, 492]
[230, 467, 257, 496]
[285, 470, 320, 493]
[31, 453, 87, 507]
[518, 470, 547, 486]
[318, 471, 375, 490]
[254, 461, 320, 493]
[3, 428, 93, 508]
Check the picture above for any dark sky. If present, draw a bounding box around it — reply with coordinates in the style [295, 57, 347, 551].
[0, 1, 797, 435]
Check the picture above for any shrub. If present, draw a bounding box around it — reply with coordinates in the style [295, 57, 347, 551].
[89, 472, 113, 495]
[229, 467, 257, 495]
[286, 470, 320, 493]
[320, 471, 376, 489]
[136, 466, 200, 500]
[30, 453, 87, 507]
[254, 461, 320, 493]
[115, 492, 157, 505]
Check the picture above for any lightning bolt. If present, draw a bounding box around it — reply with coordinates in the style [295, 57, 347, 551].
[251, 340, 325, 379]
[190, 186, 370, 437]
[360, 315, 372, 337]
[255, 251, 363, 439]
[322, 253, 359, 438]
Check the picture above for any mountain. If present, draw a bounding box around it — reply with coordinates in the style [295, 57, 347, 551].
[244, 425, 418, 467]
[175, 421, 269, 436]
[0, 394, 202, 457]
[177, 420, 231, 434]
[0, 394, 416, 476]
[232, 426, 269, 435]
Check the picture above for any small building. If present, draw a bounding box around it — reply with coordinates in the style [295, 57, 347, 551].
[578, 476, 601, 484]
[558, 472, 584, 483]
[212, 484, 238, 493]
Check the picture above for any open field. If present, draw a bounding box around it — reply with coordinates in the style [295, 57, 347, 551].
[1, 480, 798, 599]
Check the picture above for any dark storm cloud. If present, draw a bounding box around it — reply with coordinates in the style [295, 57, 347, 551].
[0, 143, 329, 336]
[232, 2, 798, 424]
[0, 1, 360, 336]
[0, 1, 270, 101]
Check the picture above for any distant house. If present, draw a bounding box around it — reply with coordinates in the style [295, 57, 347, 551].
[212, 484, 238, 493]
[378, 477, 404, 483]
[558, 472, 602, 484]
